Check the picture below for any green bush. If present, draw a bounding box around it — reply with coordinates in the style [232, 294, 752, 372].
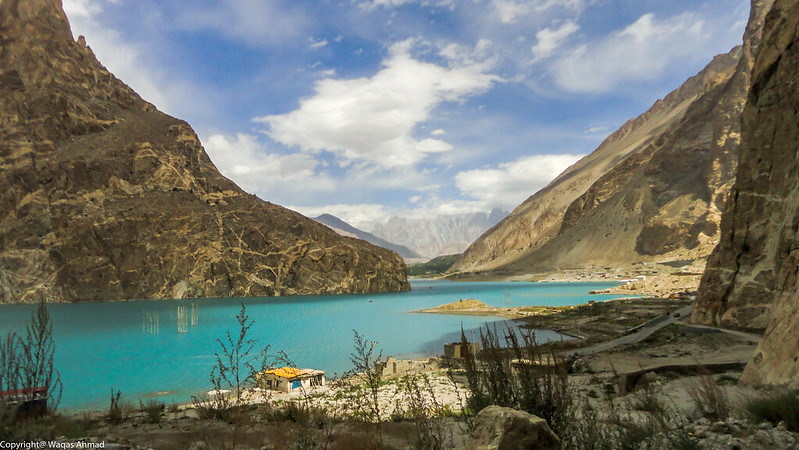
[139, 398, 165, 424]
[745, 391, 799, 431]
[460, 325, 576, 440]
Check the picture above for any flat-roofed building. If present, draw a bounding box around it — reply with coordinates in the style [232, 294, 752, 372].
[258, 367, 325, 393]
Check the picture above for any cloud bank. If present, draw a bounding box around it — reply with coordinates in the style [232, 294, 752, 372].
[551, 13, 710, 93]
[455, 153, 583, 210]
[257, 40, 500, 169]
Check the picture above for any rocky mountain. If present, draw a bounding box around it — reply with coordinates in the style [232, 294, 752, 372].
[370, 209, 507, 259]
[691, 0, 788, 332]
[451, 1, 770, 277]
[0, 0, 409, 303]
[695, 0, 799, 388]
[313, 214, 422, 260]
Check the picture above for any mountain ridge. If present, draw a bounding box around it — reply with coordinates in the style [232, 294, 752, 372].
[0, 0, 410, 303]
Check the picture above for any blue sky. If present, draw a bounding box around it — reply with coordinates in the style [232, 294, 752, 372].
[62, 0, 750, 229]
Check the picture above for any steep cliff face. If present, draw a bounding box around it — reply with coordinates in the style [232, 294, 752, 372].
[702, 0, 799, 386]
[451, 0, 771, 276]
[692, 1, 799, 332]
[0, 0, 409, 303]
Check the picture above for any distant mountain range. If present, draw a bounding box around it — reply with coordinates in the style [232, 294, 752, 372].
[313, 214, 422, 260]
[370, 209, 508, 259]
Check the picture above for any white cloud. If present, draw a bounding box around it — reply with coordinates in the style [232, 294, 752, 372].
[532, 20, 578, 61]
[62, 0, 172, 111]
[551, 13, 708, 93]
[257, 40, 500, 169]
[203, 133, 334, 199]
[583, 125, 610, 135]
[439, 39, 495, 67]
[431, 129, 446, 136]
[289, 204, 392, 230]
[455, 153, 583, 210]
[359, 0, 455, 11]
[62, 0, 104, 18]
[491, 0, 584, 24]
[309, 38, 328, 49]
[492, 0, 529, 24]
[177, 0, 311, 48]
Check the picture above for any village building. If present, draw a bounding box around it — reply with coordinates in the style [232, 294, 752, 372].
[258, 367, 325, 393]
[0, 385, 48, 416]
[443, 341, 480, 359]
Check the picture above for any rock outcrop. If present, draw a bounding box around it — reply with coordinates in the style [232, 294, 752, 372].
[692, 0, 799, 386]
[466, 405, 560, 450]
[692, 1, 794, 332]
[0, 0, 409, 303]
[451, 1, 772, 277]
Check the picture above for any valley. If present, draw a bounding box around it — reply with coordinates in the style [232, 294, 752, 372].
[3, 0, 799, 447]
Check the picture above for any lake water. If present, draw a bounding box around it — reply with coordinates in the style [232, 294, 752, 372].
[0, 279, 623, 411]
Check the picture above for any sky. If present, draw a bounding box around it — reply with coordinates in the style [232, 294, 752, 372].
[62, 0, 750, 230]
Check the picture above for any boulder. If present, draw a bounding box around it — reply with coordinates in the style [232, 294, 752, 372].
[466, 405, 560, 450]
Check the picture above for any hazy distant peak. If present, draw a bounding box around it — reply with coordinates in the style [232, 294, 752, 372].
[313, 214, 422, 260]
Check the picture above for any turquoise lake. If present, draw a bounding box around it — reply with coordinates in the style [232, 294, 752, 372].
[0, 280, 623, 411]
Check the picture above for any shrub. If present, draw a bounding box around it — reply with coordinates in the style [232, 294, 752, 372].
[394, 374, 452, 450]
[0, 300, 63, 420]
[745, 391, 799, 432]
[108, 389, 124, 424]
[460, 324, 576, 438]
[686, 374, 730, 421]
[139, 398, 165, 424]
[212, 302, 266, 401]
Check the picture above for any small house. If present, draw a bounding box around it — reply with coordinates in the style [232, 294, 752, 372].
[258, 367, 325, 393]
[443, 341, 480, 359]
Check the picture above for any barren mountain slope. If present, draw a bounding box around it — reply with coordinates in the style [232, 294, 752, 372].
[0, 0, 409, 303]
[451, 0, 771, 276]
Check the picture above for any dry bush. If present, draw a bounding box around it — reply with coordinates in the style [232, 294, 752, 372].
[139, 398, 165, 424]
[460, 324, 576, 438]
[341, 330, 387, 448]
[393, 373, 453, 450]
[1, 299, 62, 423]
[108, 389, 124, 424]
[686, 374, 730, 421]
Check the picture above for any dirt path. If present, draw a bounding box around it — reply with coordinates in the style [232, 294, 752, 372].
[568, 304, 694, 356]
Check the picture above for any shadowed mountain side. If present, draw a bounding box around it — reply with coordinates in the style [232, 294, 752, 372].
[451, 0, 770, 277]
[313, 214, 422, 260]
[0, 0, 409, 303]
